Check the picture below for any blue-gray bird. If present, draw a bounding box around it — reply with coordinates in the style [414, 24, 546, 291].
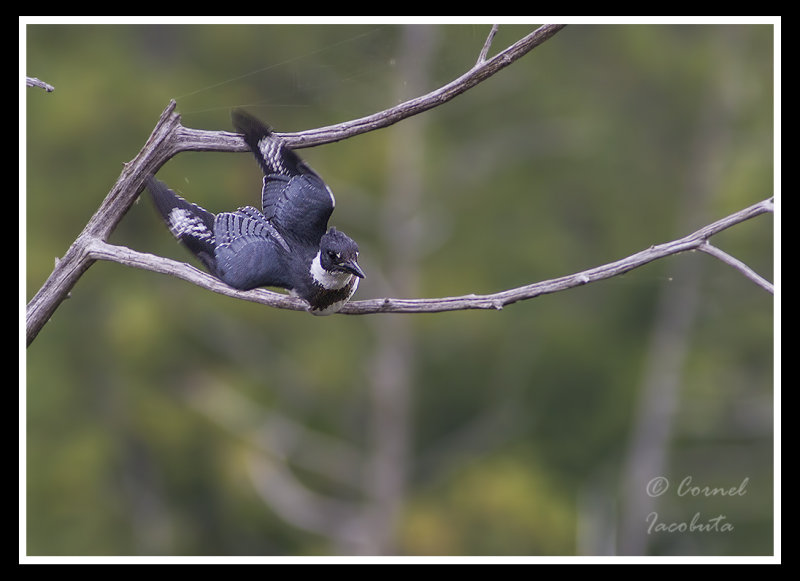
[147, 110, 364, 315]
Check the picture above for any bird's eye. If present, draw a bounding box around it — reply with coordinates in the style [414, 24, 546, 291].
[328, 250, 340, 261]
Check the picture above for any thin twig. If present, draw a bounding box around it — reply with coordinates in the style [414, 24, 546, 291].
[698, 240, 774, 293]
[476, 25, 500, 65]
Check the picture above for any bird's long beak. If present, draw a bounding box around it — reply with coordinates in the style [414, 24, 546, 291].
[342, 259, 365, 279]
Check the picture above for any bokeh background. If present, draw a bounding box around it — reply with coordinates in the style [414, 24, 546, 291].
[24, 22, 775, 557]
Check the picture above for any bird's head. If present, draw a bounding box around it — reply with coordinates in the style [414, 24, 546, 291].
[319, 228, 365, 279]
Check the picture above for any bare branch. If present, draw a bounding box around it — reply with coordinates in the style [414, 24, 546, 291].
[698, 240, 774, 293]
[152, 23, 568, 151]
[26, 24, 566, 346]
[27, 102, 188, 346]
[476, 24, 500, 65]
[340, 198, 774, 314]
[83, 198, 772, 316]
[28, 26, 772, 341]
[26, 76, 54, 92]
[278, 24, 567, 148]
[85, 238, 310, 312]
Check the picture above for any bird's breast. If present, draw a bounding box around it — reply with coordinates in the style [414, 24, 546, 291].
[305, 276, 359, 315]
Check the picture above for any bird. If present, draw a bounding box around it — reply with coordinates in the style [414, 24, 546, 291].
[147, 109, 364, 315]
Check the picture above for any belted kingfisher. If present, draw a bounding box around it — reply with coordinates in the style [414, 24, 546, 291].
[147, 109, 364, 315]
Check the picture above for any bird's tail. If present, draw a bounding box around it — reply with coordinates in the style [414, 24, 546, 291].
[147, 176, 219, 275]
[231, 109, 307, 178]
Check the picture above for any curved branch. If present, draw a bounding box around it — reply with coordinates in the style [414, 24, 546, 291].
[26, 24, 566, 346]
[28, 26, 772, 342]
[341, 198, 774, 313]
[84, 198, 773, 315]
[277, 23, 567, 148]
[165, 23, 568, 151]
[85, 238, 310, 312]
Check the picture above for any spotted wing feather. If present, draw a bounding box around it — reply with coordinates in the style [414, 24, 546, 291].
[147, 176, 218, 273]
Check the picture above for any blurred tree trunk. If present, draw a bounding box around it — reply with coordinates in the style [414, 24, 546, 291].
[350, 25, 439, 555]
[617, 28, 745, 555]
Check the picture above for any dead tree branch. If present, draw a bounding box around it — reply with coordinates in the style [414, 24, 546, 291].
[26, 24, 772, 346]
[26, 76, 55, 92]
[26, 24, 566, 346]
[80, 197, 772, 317]
[697, 241, 773, 293]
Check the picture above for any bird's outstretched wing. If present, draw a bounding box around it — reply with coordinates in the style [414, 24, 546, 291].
[231, 109, 335, 247]
[148, 176, 291, 292]
[147, 176, 218, 274]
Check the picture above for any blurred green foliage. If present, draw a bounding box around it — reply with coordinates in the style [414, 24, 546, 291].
[25, 23, 774, 557]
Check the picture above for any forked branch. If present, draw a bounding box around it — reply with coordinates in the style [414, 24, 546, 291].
[26, 24, 772, 346]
